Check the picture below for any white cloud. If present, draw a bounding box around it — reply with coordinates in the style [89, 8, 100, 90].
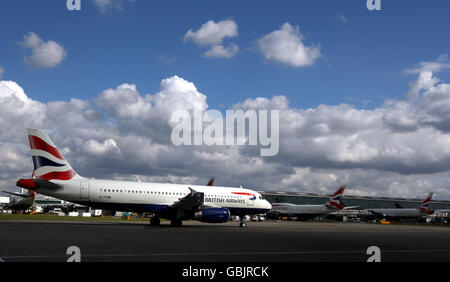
[84, 139, 122, 157]
[417, 83, 450, 132]
[404, 54, 450, 100]
[184, 19, 238, 46]
[18, 32, 67, 70]
[93, 0, 136, 14]
[257, 22, 321, 68]
[234, 95, 290, 111]
[96, 76, 207, 123]
[203, 44, 239, 58]
[0, 80, 47, 139]
[338, 14, 347, 23]
[406, 71, 440, 100]
[1, 63, 450, 199]
[19, 32, 42, 48]
[404, 54, 450, 74]
[158, 54, 178, 64]
[184, 19, 239, 59]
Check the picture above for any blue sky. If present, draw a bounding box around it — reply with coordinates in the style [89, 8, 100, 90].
[1, 0, 449, 109]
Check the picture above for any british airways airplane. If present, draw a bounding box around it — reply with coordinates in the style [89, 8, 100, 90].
[1, 189, 35, 212]
[268, 186, 356, 221]
[366, 193, 434, 221]
[16, 129, 271, 227]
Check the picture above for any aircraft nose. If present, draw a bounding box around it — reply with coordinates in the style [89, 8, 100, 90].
[265, 200, 272, 210]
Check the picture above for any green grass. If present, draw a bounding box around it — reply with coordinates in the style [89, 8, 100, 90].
[0, 214, 151, 222]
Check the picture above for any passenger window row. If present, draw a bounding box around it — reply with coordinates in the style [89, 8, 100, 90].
[100, 189, 185, 196]
[99, 189, 244, 199]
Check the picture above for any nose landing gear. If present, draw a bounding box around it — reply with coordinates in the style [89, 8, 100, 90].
[239, 216, 247, 228]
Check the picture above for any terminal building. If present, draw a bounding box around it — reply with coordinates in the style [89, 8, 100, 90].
[260, 191, 450, 210]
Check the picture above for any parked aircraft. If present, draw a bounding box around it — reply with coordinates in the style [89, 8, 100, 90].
[1, 189, 35, 212]
[367, 193, 434, 221]
[16, 129, 271, 227]
[268, 186, 356, 220]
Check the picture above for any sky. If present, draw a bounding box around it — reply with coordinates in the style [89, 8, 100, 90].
[0, 0, 450, 200]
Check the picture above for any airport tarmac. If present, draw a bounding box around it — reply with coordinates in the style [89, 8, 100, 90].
[0, 220, 449, 262]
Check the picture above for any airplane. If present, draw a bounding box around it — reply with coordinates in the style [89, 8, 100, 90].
[39, 201, 78, 214]
[1, 189, 35, 212]
[16, 129, 271, 227]
[366, 193, 434, 221]
[268, 185, 355, 221]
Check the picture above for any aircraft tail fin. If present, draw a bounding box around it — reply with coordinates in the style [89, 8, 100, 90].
[27, 129, 79, 181]
[206, 177, 215, 186]
[419, 193, 434, 215]
[325, 185, 345, 209]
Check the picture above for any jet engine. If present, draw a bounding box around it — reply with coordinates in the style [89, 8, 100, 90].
[195, 208, 230, 223]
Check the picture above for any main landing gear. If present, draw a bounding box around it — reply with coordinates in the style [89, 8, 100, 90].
[150, 216, 183, 227]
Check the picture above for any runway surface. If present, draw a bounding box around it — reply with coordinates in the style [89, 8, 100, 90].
[0, 220, 449, 262]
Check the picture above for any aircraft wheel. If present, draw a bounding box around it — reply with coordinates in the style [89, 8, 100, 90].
[150, 216, 160, 226]
[239, 222, 246, 228]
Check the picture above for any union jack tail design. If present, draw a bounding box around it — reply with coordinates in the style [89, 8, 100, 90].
[418, 193, 434, 215]
[325, 185, 346, 210]
[27, 128, 79, 181]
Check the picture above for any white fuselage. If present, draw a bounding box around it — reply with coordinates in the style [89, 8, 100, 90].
[367, 208, 426, 219]
[271, 203, 333, 216]
[35, 177, 272, 216]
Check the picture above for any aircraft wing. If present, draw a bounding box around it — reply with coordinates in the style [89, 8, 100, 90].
[343, 206, 359, 210]
[367, 209, 386, 217]
[2, 191, 29, 198]
[169, 187, 214, 211]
